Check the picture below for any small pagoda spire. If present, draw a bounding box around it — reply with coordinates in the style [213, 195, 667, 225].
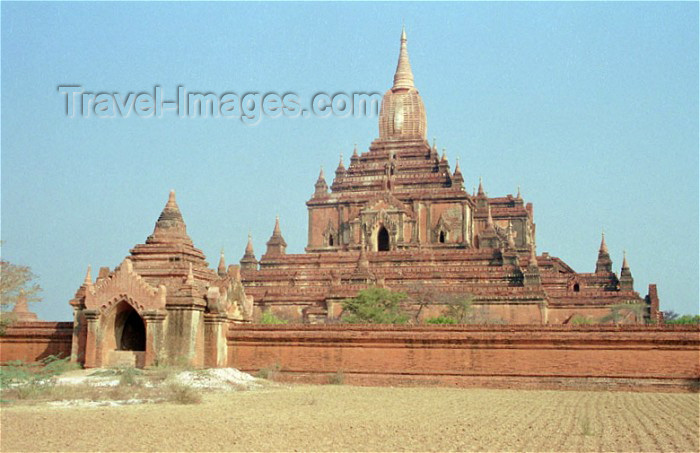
[506, 221, 516, 249]
[523, 244, 541, 287]
[595, 230, 613, 274]
[149, 189, 191, 244]
[486, 203, 495, 228]
[265, 216, 287, 256]
[314, 166, 328, 197]
[12, 289, 38, 322]
[600, 230, 609, 254]
[392, 25, 415, 91]
[185, 262, 194, 285]
[516, 185, 522, 199]
[166, 189, 177, 209]
[620, 250, 634, 290]
[352, 144, 359, 158]
[529, 243, 538, 268]
[453, 157, 464, 188]
[432, 137, 437, 151]
[83, 265, 93, 286]
[240, 233, 259, 271]
[336, 153, 346, 172]
[477, 177, 485, 196]
[217, 248, 226, 277]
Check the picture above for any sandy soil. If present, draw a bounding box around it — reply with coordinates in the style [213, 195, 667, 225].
[2, 385, 698, 452]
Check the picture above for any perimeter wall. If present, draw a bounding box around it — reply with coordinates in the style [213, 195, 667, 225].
[2, 322, 698, 392]
[227, 324, 700, 391]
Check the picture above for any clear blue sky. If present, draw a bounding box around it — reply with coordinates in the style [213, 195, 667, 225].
[2, 2, 698, 320]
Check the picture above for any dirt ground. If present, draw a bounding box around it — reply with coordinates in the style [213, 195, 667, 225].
[1, 384, 698, 452]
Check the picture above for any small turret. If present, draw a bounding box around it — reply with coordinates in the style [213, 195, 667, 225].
[11, 289, 38, 322]
[335, 154, 346, 178]
[619, 251, 634, 291]
[523, 245, 541, 287]
[83, 265, 93, 286]
[595, 231, 613, 274]
[240, 234, 258, 271]
[452, 157, 464, 189]
[506, 221, 516, 250]
[350, 144, 359, 166]
[477, 177, 485, 197]
[265, 216, 287, 256]
[217, 248, 226, 277]
[314, 166, 328, 197]
[185, 262, 194, 285]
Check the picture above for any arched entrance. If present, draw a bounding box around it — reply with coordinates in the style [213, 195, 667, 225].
[114, 303, 145, 351]
[377, 226, 390, 251]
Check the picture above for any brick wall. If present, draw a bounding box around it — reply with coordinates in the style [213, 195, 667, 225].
[0, 322, 73, 363]
[228, 324, 700, 391]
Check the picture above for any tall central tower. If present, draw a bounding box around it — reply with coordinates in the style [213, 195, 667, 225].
[378, 27, 428, 141]
[306, 28, 473, 253]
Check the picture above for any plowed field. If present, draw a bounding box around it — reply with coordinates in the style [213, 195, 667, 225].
[2, 385, 698, 452]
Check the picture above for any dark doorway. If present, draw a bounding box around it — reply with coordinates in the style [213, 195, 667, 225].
[377, 226, 390, 251]
[329, 235, 334, 246]
[116, 307, 146, 351]
[439, 231, 446, 243]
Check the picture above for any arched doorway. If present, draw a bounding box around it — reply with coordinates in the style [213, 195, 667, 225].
[114, 304, 146, 351]
[439, 231, 446, 243]
[377, 226, 390, 251]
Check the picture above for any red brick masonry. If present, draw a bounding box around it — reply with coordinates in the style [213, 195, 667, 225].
[228, 324, 700, 391]
[0, 322, 73, 363]
[2, 322, 698, 392]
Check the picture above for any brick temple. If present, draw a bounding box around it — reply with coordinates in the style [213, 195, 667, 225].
[66, 29, 659, 368]
[240, 28, 658, 325]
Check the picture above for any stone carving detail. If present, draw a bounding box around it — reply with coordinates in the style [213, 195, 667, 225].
[84, 258, 166, 313]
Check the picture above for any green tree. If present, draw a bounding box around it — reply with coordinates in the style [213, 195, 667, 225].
[442, 293, 475, 324]
[0, 251, 42, 334]
[259, 310, 288, 325]
[599, 302, 645, 325]
[0, 259, 42, 310]
[341, 287, 410, 324]
[665, 314, 700, 325]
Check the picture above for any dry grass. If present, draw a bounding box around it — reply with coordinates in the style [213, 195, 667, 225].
[2, 384, 698, 452]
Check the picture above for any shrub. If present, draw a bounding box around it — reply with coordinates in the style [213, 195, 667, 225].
[256, 363, 282, 380]
[328, 371, 345, 385]
[260, 310, 288, 325]
[425, 316, 458, 325]
[0, 355, 76, 401]
[341, 287, 410, 324]
[117, 366, 142, 387]
[665, 314, 700, 325]
[570, 315, 595, 325]
[166, 383, 202, 404]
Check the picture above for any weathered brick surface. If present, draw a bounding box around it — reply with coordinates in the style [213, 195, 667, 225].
[0, 322, 73, 362]
[228, 324, 700, 391]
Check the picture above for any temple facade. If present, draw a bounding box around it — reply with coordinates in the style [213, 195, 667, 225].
[69, 191, 252, 368]
[68, 29, 659, 367]
[239, 28, 659, 325]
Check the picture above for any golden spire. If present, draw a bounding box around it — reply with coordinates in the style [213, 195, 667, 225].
[392, 26, 415, 91]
